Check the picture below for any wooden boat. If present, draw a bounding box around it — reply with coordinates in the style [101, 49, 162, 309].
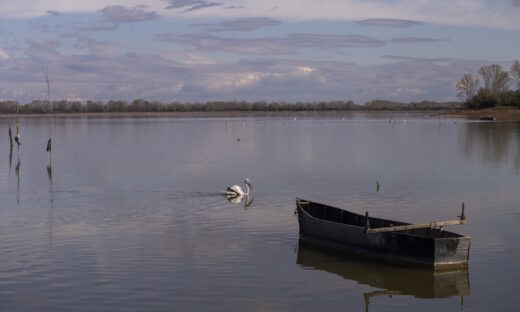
[295, 198, 470, 267]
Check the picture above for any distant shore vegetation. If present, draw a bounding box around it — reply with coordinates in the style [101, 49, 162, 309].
[456, 61, 520, 108]
[0, 99, 460, 115]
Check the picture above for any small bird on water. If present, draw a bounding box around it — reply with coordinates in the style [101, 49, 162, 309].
[224, 178, 255, 197]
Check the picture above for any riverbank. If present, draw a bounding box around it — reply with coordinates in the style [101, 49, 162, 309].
[443, 107, 520, 121]
[0, 110, 438, 119]
[2, 107, 519, 120]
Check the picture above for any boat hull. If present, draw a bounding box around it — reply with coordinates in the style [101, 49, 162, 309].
[296, 198, 470, 267]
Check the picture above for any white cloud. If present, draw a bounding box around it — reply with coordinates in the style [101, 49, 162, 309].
[171, 83, 184, 92]
[206, 72, 262, 90]
[0, 48, 9, 60]
[296, 66, 313, 75]
[98, 5, 158, 23]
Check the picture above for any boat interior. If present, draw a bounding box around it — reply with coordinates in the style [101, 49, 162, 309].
[297, 199, 464, 238]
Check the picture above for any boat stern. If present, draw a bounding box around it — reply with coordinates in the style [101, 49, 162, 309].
[434, 236, 471, 267]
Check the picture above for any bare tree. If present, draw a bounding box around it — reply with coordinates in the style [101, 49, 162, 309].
[478, 64, 510, 97]
[511, 60, 520, 89]
[456, 74, 480, 101]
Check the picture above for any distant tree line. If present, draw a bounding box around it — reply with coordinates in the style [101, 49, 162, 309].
[362, 100, 460, 110]
[0, 99, 460, 114]
[456, 61, 520, 108]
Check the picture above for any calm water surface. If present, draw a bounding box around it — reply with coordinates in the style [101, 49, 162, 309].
[0, 113, 519, 311]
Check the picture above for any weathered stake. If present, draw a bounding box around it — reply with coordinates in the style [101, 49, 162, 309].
[459, 202, 466, 220]
[15, 103, 20, 146]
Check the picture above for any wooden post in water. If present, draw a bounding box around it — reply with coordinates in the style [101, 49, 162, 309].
[14, 103, 20, 146]
[43, 69, 53, 179]
[459, 202, 466, 220]
[365, 211, 370, 232]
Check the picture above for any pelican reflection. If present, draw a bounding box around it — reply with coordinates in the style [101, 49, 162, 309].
[226, 193, 255, 208]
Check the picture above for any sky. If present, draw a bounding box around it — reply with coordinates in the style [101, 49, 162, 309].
[0, 0, 519, 104]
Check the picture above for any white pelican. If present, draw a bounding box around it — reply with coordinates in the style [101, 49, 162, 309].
[225, 178, 255, 197]
[227, 194, 245, 204]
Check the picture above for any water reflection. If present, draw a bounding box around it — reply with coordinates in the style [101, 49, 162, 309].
[461, 122, 520, 173]
[296, 242, 470, 301]
[226, 193, 255, 208]
[162, 191, 255, 208]
[15, 146, 20, 205]
[47, 162, 54, 246]
[9, 143, 12, 170]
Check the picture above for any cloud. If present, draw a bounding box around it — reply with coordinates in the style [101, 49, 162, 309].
[24, 39, 61, 61]
[389, 37, 448, 44]
[223, 5, 243, 10]
[58, 22, 118, 39]
[158, 32, 385, 54]
[0, 2, 517, 105]
[46, 10, 62, 16]
[31, 23, 59, 34]
[99, 5, 158, 23]
[74, 22, 119, 32]
[197, 17, 281, 32]
[4, 36, 492, 105]
[514, 0, 520, 7]
[174, 57, 490, 103]
[289, 33, 385, 48]
[357, 18, 422, 27]
[74, 39, 118, 58]
[0, 1, 519, 29]
[163, 0, 223, 12]
[381, 55, 429, 61]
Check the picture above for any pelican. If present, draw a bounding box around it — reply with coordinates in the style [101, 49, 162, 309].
[225, 178, 255, 197]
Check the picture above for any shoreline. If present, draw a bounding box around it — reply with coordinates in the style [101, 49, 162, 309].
[0, 110, 447, 119]
[1, 107, 519, 120]
[442, 107, 520, 121]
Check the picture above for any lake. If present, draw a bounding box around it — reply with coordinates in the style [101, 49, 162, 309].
[0, 113, 519, 311]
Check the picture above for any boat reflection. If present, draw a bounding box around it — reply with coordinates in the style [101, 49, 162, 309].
[296, 241, 470, 299]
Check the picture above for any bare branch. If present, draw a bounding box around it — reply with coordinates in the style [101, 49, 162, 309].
[42, 68, 51, 111]
[456, 74, 480, 101]
[478, 64, 510, 96]
[511, 60, 520, 89]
